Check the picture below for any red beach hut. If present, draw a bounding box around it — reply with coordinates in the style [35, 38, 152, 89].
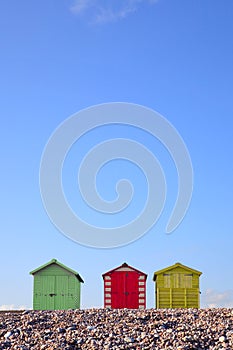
[102, 262, 147, 309]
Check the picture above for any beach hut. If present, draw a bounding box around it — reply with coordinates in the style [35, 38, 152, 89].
[30, 259, 84, 310]
[102, 262, 147, 309]
[153, 262, 202, 309]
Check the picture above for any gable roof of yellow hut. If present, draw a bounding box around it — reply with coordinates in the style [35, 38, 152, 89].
[153, 262, 202, 281]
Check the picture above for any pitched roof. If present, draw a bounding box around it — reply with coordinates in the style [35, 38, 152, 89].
[153, 262, 202, 281]
[30, 259, 84, 283]
[102, 262, 147, 279]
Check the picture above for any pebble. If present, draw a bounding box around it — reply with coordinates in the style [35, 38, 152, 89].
[3, 331, 12, 339]
[124, 336, 134, 342]
[219, 335, 226, 342]
[56, 327, 66, 333]
[0, 308, 232, 349]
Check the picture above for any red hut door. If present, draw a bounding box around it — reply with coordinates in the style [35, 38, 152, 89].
[111, 271, 139, 309]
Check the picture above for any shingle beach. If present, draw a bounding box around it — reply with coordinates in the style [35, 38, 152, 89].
[0, 308, 233, 349]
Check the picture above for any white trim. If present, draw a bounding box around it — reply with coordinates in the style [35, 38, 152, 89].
[115, 267, 134, 272]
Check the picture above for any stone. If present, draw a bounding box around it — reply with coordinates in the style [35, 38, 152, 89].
[219, 336, 226, 342]
[0, 308, 232, 349]
[4, 331, 12, 339]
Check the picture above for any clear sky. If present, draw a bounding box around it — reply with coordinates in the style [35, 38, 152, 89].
[0, 0, 233, 309]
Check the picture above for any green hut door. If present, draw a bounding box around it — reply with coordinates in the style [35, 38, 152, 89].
[35, 276, 70, 310]
[55, 276, 69, 309]
[37, 276, 56, 310]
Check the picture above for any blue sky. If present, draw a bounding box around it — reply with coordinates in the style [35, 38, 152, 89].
[0, 0, 233, 309]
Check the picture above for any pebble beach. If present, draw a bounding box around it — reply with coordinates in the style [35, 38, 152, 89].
[0, 308, 233, 349]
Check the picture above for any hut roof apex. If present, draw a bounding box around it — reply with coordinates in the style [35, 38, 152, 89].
[30, 259, 84, 283]
[102, 262, 147, 279]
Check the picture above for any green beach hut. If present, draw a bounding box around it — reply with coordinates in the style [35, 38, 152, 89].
[30, 259, 84, 310]
[153, 262, 202, 309]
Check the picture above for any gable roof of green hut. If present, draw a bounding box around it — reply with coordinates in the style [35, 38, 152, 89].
[30, 258, 84, 283]
[153, 262, 202, 281]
